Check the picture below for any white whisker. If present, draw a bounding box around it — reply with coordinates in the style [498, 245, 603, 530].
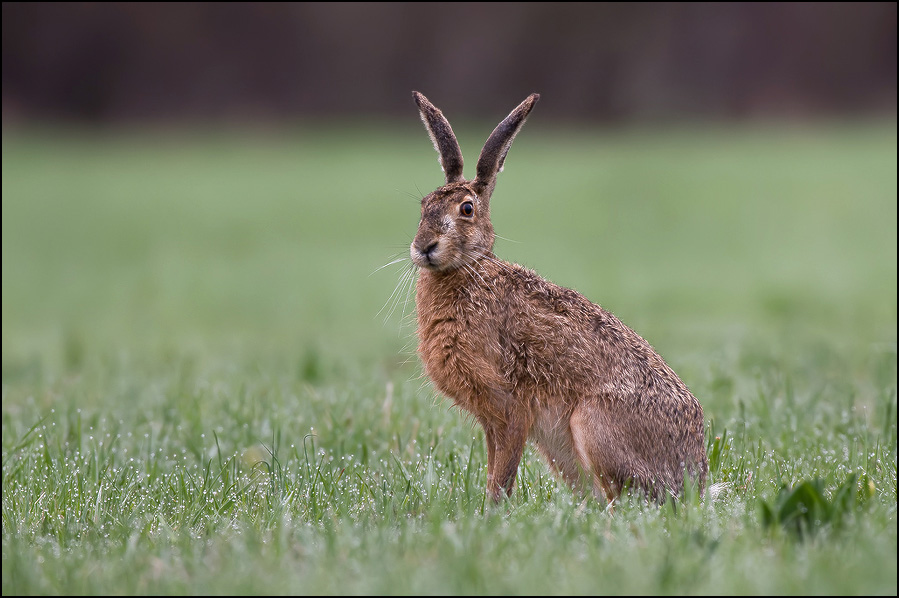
[388, 267, 417, 325]
[370, 255, 410, 276]
[494, 233, 522, 244]
[377, 258, 416, 324]
[398, 265, 418, 328]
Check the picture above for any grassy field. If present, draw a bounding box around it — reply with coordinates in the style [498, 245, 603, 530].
[2, 118, 896, 595]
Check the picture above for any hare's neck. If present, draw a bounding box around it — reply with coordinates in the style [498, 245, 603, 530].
[415, 254, 499, 318]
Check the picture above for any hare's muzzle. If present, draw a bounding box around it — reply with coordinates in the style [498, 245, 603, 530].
[410, 238, 441, 269]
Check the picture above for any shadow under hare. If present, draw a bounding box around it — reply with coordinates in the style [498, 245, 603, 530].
[409, 91, 707, 505]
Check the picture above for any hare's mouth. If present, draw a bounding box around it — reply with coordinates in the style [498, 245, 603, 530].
[410, 240, 458, 271]
[410, 244, 445, 270]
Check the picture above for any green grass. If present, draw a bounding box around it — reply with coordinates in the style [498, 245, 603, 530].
[2, 119, 897, 595]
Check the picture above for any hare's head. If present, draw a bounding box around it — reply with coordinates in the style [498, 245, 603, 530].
[410, 92, 539, 272]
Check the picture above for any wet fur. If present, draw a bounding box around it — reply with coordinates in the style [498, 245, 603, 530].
[409, 92, 707, 504]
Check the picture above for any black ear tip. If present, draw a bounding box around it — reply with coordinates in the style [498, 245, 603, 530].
[412, 91, 425, 106]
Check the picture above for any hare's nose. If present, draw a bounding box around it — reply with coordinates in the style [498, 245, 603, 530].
[421, 241, 438, 256]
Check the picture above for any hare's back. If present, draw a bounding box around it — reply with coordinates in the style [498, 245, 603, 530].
[500, 264, 699, 406]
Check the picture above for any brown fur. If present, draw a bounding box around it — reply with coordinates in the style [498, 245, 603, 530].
[409, 91, 708, 504]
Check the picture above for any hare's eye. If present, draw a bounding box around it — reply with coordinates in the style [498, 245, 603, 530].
[459, 201, 474, 217]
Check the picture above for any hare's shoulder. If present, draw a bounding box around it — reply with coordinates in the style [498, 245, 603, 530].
[495, 261, 666, 363]
[495, 261, 610, 322]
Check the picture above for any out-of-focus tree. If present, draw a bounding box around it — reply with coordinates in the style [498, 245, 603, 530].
[2, 2, 895, 123]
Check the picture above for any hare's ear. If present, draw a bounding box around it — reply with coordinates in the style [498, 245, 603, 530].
[473, 93, 539, 200]
[413, 91, 465, 184]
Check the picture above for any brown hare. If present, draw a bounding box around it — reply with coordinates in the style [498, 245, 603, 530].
[409, 91, 708, 505]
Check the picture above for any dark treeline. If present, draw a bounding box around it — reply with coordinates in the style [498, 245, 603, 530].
[2, 2, 896, 123]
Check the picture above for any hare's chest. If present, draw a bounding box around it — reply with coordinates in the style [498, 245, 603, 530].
[415, 271, 511, 406]
[417, 312, 507, 410]
[417, 315, 475, 395]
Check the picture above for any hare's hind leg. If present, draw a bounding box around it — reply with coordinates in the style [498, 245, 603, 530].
[535, 440, 586, 492]
[569, 401, 624, 505]
[531, 406, 591, 495]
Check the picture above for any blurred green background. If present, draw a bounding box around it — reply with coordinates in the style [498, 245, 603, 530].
[3, 121, 896, 403]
